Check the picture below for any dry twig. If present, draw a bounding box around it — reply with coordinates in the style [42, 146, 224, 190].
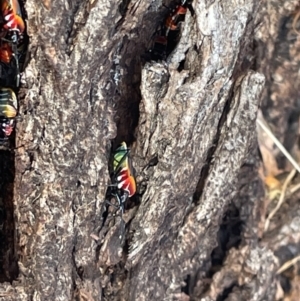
[276, 254, 300, 275]
[257, 117, 300, 174]
[264, 169, 296, 232]
[292, 9, 300, 35]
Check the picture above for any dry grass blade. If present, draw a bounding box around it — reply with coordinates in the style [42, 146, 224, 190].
[290, 182, 300, 194]
[257, 117, 300, 174]
[276, 254, 300, 275]
[292, 10, 300, 35]
[264, 169, 296, 232]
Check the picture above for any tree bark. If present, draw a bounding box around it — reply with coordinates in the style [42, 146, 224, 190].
[0, 0, 298, 300]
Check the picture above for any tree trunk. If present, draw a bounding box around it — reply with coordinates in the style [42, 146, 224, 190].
[0, 0, 298, 300]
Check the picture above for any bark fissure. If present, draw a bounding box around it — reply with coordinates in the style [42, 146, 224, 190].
[216, 283, 237, 301]
[192, 93, 232, 205]
[65, 0, 90, 56]
[0, 150, 17, 283]
[0, 0, 29, 284]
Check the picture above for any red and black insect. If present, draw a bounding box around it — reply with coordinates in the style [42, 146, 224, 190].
[110, 141, 136, 204]
[0, 0, 27, 145]
[164, 0, 188, 35]
[99, 142, 137, 240]
[0, 0, 27, 87]
[149, 34, 168, 61]
[0, 87, 17, 140]
[148, 0, 192, 60]
[1, 0, 25, 34]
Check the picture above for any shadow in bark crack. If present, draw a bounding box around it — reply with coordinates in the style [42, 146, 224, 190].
[188, 204, 243, 299]
[65, 0, 90, 56]
[181, 274, 191, 296]
[192, 94, 232, 205]
[0, 149, 18, 282]
[209, 204, 243, 276]
[98, 1, 197, 298]
[0, 0, 29, 283]
[274, 243, 300, 297]
[112, 0, 195, 145]
[216, 283, 237, 301]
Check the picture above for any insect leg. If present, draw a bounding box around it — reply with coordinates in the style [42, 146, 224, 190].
[111, 192, 128, 241]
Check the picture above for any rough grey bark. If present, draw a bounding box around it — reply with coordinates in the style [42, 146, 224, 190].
[0, 0, 298, 300]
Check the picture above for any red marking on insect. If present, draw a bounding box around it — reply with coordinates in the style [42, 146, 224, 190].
[148, 0, 192, 60]
[1, 0, 25, 33]
[165, 5, 187, 31]
[153, 35, 168, 45]
[96, 142, 137, 241]
[0, 42, 12, 63]
[3, 123, 13, 136]
[116, 167, 136, 197]
[149, 35, 168, 60]
[1, 121, 13, 136]
[111, 141, 137, 199]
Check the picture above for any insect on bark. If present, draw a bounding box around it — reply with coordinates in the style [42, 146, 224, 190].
[0, 0, 27, 143]
[98, 142, 137, 241]
[0, 0, 27, 85]
[148, 0, 192, 60]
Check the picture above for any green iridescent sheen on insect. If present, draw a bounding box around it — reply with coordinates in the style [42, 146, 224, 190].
[0, 104, 16, 118]
[0, 88, 17, 118]
[113, 142, 129, 172]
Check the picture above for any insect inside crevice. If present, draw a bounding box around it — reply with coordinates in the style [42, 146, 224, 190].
[0, 86, 17, 141]
[0, 0, 27, 88]
[164, 1, 188, 35]
[148, 0, 192, 61]
[0, 0, 27, 142]
[100, 141, 137, 240]
[1, 0, 25, 34]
